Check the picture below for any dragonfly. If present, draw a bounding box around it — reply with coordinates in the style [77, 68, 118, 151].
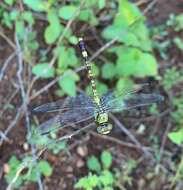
[33, 38, 164, 135]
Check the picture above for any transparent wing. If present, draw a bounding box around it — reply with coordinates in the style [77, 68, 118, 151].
[33, 93, 95, 113]
[102, 91, 164, 113]
[36, 107, 94, 135]
[101, 83, 149, 105]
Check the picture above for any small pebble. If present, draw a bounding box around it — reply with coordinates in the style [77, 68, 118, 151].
[23, 143, 29, 151]
[4, 163, 10, 174]
[76, 158, 85, 168]
[76, 145, 88, 157]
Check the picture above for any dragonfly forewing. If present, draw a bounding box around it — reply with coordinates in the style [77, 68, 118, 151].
[102, 92, 164, 113]
[36, 107, 95, 135]
[33, 93, 95, 113]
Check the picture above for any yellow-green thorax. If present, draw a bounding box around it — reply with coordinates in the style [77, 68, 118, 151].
[95, 111, 113, 134]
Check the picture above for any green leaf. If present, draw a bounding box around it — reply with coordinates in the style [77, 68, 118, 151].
[58, 70, 79, 96]
[10, 10, 19, 20]
[38, 160, 53, 177]
[85, 0, 98, 6]
[78, 9, 92, 21]
[8, 156, 21, 169]
[102, 63, 116, 79]
[59, 5, 77, 20]
[75, 173, 99, 189]
[78, 9, 98, 26]
[162, 67, 183, 90]
[56, 46, 78, 69]
[87, 156, 101, 173]
[173, 37, 183, 50]
[69, 36, 78, 45]
[116, 78, 133, 94]
[32, 63, 55, 78]
[168, 129, 183, 145]
[86, 81, 108, 96]
[44, 10, 62, 44]
[114, 46, 157, 77]
[22, 11, 34, 25]
[56, 46, 67, 69]
[48, 140, 67, 155]
[175, 13, 183, 31]
[102, 25, 126, 41]
[97, 82, 108, 95]
[23, 0, 47, 12]
[101, 150, 112, 169]
[5, 156, 23, 188]
[91, 63, 99, 77]
[102, 0, 152, 52]
[5, 171, 23, 188]
[115, 0, 141, 27]
[23, 167, 38, 182]
[99, 170, 114, 186]
[98, 0, 105, 9]
[15, 20, 25, 38]
[4, 0, 14, 5]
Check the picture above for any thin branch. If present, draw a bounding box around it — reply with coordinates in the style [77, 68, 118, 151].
[0, 106, 23, 145]
[159, 121, 172, 162]
[30, 65, 85, 100]
[32, 123, 95, 162]
[0, 52, 16, 81]
[110, 113, 153, 158]
[0, 27, 16, 49]
[142, 0, 158, 15]
[90, 131, 152, 151]
[15, 34, 43, 190]
[0, 88, 19, 119]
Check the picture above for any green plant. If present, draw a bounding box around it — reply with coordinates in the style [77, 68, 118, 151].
[75, 150, 137, 190]
[166, 13, 183, 32]
[102, 0, 158, 79]
[114, 159, 137, 188]
[170, 155, 183, 188]
[161, 67, 183, 145]
[150, 24, 171, 60]
[75, 150, 114, 190]
[4, 155, 52, 189]
[168, 94, 183, 145]
[29, 126, 68, 155]
[168, 129, 183, 145]
[151, 13, 183, 61]
[162, 67, 183, 90]
[1, 0, 158, 97]
[153, 40, 171, 60]
[173, 37, 183, 50]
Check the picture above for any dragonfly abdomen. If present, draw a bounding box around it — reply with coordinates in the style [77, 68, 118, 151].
[78, 38, 100, 105]
[78, 37, 113, 134]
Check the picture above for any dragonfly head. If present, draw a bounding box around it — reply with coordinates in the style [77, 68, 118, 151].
[96, 112, 112, 134]
[97, 123, 113, 135]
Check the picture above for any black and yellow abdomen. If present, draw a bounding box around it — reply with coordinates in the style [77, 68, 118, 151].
[78, 37, 113, 134]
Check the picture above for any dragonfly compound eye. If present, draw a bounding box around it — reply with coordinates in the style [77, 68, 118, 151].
[97, 123, 113, 135]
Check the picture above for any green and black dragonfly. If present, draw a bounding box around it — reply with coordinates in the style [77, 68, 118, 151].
[33, 38, 164, 135]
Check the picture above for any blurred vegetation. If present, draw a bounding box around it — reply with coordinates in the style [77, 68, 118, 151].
[1, 0, 158, 98]
[5, 155, 52, 188]
[75, 150, 137, 190]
